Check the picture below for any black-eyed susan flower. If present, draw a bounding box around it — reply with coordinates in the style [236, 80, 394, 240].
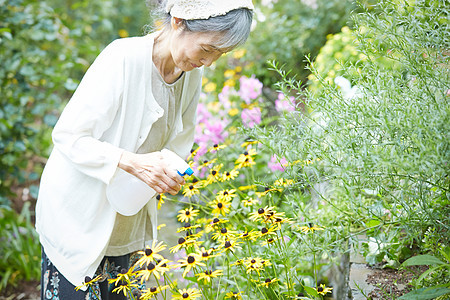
[196, 247, 218, 261]
[298, 223, 324, 233]
[74, 274, 104, 291]
[177, 207, 200, 223]
[176, 222, 201, 233]
[182, 183, 201, 198]
[216, 189, 237, 202]
[205, 163, 223, 184]
[257, 225, 277, 238]
[172, 288, 202, 300]
[208, 143, 227, 153]
[212, 227, 237, 241]
[108, 268, 138, 297]
[169, 236, 203, 253]
[230, 259, 244, 267]
[187, 146, 200, 160]
[241, 197, 259, 207]
[244, 257, 264, 274]
[210, 198, 231, 216]
[156, 194, 166, 209]
[136, 259, 170, 282]
[316, 284, 333, 295]
[225, 291, 243, 299]
[249, 206, 276, 223]
[241, 140, 259, 148]
[261, 237, 278, 247]
[220, 239, 242, 253]
[259, 277, 280, 288]
[135, 240, 166, 267]
[255, 186, 282, 198]
[140, 285, 169, 300]
[196, 269, 224, 283]
[238, 229, 258, 241]
[220, 169, 239, 182]
[205, 217, 229, 233]
[175, 253, 206, 277]
[274, 178, 295, 187]
[235, 149, 257, 169]
[197, 158, 217, 171]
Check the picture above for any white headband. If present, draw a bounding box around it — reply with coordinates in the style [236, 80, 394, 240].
[165, 0, 254, 20]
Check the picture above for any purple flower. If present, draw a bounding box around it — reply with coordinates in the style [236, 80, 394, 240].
[268, 154, 288, 172]
[238, 75, 263, 104]
[241, 107, 261, 128]
[275, 93, 295, 113]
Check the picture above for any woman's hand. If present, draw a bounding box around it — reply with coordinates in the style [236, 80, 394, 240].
[118, 151, 185, 195]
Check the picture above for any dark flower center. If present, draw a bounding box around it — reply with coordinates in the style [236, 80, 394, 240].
[84, 276, 92, 283]
[218, 202, 223, 208]
[223, 191, 229, 195]
[261, 227, 268, 234]
[147, 263, 155, 271]
[258, 208, 264, 214]
[212, 170, 217, 175]
[213, 217, 220, 223]
[242, 232, 248, 237]
[318, 287, 324, 292]
[226, 172, 230, 176]
[189, 185, 194, 190]
[203, 160, 208, 164]
[190, 148, 195, 153]
[225, 241, 232, 248]
[265, 187, 270, 192]
[213, 144, 218, 148]
[185, 211, 190, 215]
[150, 287, 157, 293]
[265, 278, 271, 283]
[178, 237, 186, 244]
[187, 256, 195, 264]
[182, 293, 189, 298]
[251, 259, 256, 264]
[221, 228, 227, 234]
[184, 222, 191, 228]
[206, 270, 212, 275]
[145, 248, 153, 256]
[120, 268, 127, 274]
[156, 194, 161, 200]
[244, 151, 249, 155]
[308, 222, 313, 228]
[193, 178, 199, 183]
[268, 238, 274, 243]
[202, 252, 209, 257]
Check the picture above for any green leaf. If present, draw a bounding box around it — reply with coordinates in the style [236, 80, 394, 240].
[401, 255, 445, 267]
[398, 287, 450, 300]
[304, 286, 318, 297]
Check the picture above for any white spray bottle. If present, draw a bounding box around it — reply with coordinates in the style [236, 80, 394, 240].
[106, 149, 193, 217]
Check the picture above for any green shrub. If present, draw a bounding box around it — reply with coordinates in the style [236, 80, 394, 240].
[249, 0, 449, 274]
[0, 202, 41, 291]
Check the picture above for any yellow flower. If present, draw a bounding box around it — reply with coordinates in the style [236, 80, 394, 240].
[210, 198, 232, 216]
[196, 269, 224, 283]
[317, 284, 333, 295]
[74, 274, 104, 291]
[196, 247, 218, 261]
[169, 236, 203, 253]
[235, 149, 257, 169]
[220, 239, 242, 253]
[182, 183, 201, 198]
[238, 184, 257, 191]
[224, 78, 236, 87]
[259, 278, 280, 288]
[228, 107, 239, 116]
[205, 164, 223, 184]
[233, 49, 246, 59]
[238, 229, 258, 241]
[135, 240, 166, 267]
[136, 259, 170, 282]
[224, 69, 236, 78]
[205, 217, 229, 233]
[257, 225, 277, 238]
[176, 222, 201, 233]
[188, 146, 200, 160]
[241, 197, 259, 207]
[212, 227, 237, 241]
[249, 206, 276, 223]
[208, 143, 227, 153]
[197, 158, 217, 170]
[273, 178, 295, 187]
[255, 187, 282, 198]
[244, 257, 269, 275]
[156, 194, 166, 209]
[140, 285, 169, 300]
[157, 223, 166, 230]
[241, 140, 259, 148]
[298, 223, 324, 233]
[108, 268, 138, 297]
[175, 253, 206, 277]
[118, 29, 128, 38]
[204, 82, 217, 93]
[220, 169, 239, 182]
[177, 207, 200, 223]
[172, 288, 202, 300]
[216, 189, 236, 202]
[234, 66, 242, 73]
[225, 291, 243, 299]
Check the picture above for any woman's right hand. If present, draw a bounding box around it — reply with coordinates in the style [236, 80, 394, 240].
[118, 151, 185, 195]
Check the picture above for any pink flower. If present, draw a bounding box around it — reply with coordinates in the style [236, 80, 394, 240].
[268, 154, 288, 172]
[238, 75, 263, 104]
[241, 107, 261, 128]
[275, 93, 295, 113]
[196, 102, 212, 125]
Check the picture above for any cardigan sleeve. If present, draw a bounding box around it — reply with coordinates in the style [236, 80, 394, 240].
[164, 69, 203, 160]
[51, 40, 125, 184]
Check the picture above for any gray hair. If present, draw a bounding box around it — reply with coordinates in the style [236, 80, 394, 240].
[145, 0, 253, 51]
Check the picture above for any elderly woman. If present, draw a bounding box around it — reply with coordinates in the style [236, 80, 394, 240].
[35, 0, 253, 298]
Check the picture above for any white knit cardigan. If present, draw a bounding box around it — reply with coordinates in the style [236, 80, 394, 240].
[35, 33, 202, 289]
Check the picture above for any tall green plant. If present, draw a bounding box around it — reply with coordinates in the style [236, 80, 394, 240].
[249, 0, 449, 275]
